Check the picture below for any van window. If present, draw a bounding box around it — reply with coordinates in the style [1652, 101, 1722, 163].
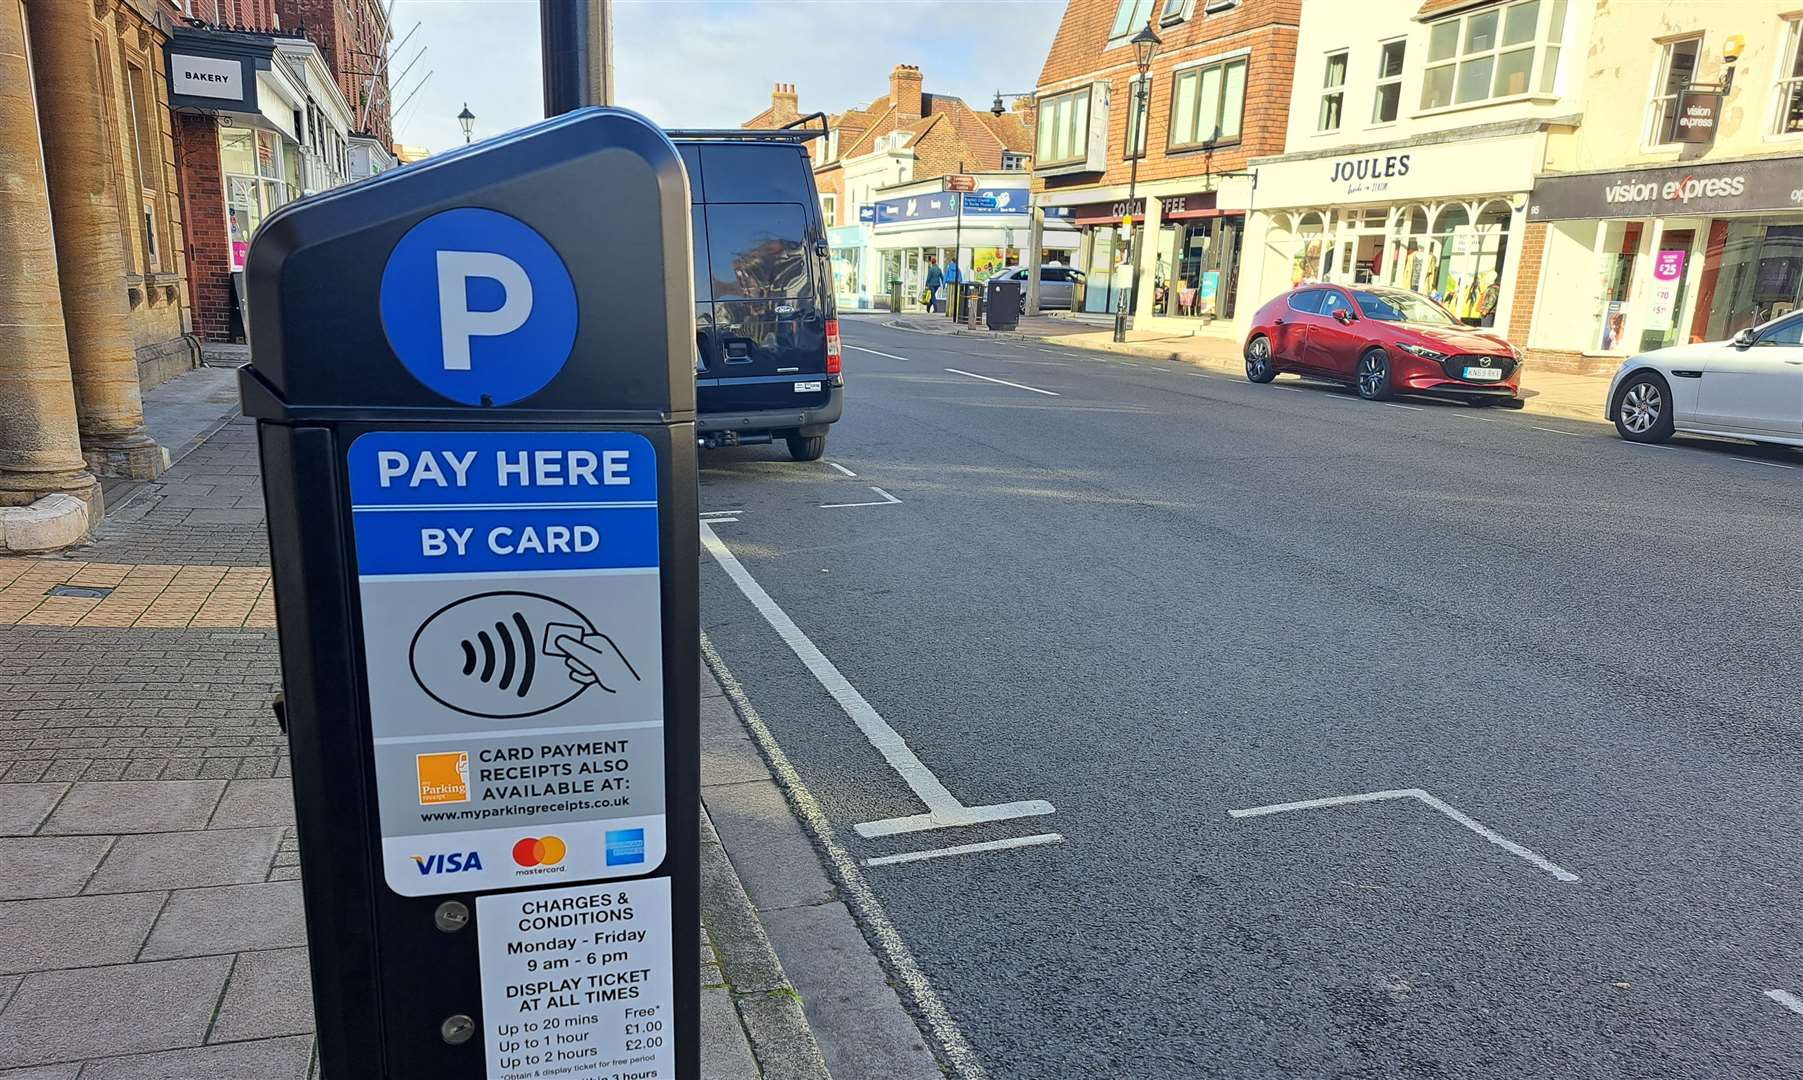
[698, 145, 811, 203]
[678, 145, 703, 203]
[705, 203, 810, 299]
[690, 205, 710, 301]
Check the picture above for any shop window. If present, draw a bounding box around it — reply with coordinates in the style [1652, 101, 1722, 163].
[1646, 36, 1703, 146]
[1108, 0, 1156, 43]
[1125, 75, 1151, 159]
[1036, 86, 1092, 167]
[1169, 56, 1248, 150]
[1420, 0, 1566, 111]
[1318, 51, 1348, 132]
[1372, 39, 1406, 123]
[1775, 17, 1803, 136]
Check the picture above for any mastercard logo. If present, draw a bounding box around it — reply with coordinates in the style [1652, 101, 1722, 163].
[512, 836, 566, 868]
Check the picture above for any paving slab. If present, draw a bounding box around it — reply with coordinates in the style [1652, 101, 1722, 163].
[700, 983, 761, 1079]
[205, 777, 295, 828]
[703, 780, 835, 913]
[0, 892, 165, 974]
[140, 880, 306, 960]
[0, 785, 68, 836]
[736, 990, 833, 1080]
[87, 828, 281, 894]
[0, 956, 231, 1069]
[77, 1034, 313, 1080]
[40, 782, 224, 835]
[0, 836, 112, 899]
[207, 947, 314, 1043]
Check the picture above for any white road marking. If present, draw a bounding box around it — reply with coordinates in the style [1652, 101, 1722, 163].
[944, 367, 1061, 397]
[1228, 787, 1579, 883]
[821, 486, 902, 509]
[827, 461, 858, 477]
[701, 510, 744, 518]
[700, 636, 992, 1080]
[1276, 386, 1305, 393]
[864, 833, 1066, 868]
[1382, 402, 1425, 411]
[1192, 372, 1214, 379]
[1452, 412, 1499, 422]
[843, 343, 911, 361]
[1738, 458, 1796, 470]
[1765, 990, 1803, 1019]
[698, 522, 1054, 839]
[1530, 425, 1585, 436]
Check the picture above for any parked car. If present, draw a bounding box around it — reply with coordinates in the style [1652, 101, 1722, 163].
[1607, 311, 1803, 445]
[987, 265, 1084, 312]
[1243, 285, 1523, 405]
[672, 122, 843, 461]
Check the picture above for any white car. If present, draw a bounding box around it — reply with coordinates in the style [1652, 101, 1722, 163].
[1607, 311, 1803, 445]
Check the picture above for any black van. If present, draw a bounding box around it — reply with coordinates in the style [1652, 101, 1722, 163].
[672, 121, 843, 461]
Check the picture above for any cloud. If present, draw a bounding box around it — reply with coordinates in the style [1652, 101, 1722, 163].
[387, 0, 1062, 152]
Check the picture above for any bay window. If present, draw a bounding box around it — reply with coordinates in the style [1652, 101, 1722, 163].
[1168, 56, 1248, 150]
[1420, 0, 1567, 111]
[1036, 86, 1093, 168]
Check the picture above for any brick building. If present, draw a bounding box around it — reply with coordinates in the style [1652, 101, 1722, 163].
[744, 68, 1042, 308]
[275, 0, 394, 146]
[1033, 0, 1300, 329]
[0, 0, 198, 551]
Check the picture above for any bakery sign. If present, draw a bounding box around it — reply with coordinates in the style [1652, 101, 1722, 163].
[1528, 156, 1803, 221]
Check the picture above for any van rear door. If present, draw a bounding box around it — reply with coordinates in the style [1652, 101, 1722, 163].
[693, 144, 830, 415]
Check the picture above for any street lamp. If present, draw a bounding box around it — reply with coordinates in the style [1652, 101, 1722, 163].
[990, 90, 1034, 117]
[1116, 23, 1160, 343]
[457, 103, 476, 144]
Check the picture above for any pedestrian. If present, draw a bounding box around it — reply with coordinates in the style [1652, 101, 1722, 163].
[924, 255, 943, 312]
[944, 257, 961, 317]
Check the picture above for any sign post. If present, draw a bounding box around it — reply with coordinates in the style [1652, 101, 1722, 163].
[241, 107, 698, 1079]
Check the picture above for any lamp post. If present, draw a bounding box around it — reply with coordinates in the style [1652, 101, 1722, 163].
[1115, 23, 1160, 343]
[457, 103, 475, 144]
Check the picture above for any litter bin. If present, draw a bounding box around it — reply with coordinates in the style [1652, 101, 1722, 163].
[888, 278, 904, 313]
[986, 279, 1020, 331]
[963, 283, 983, 327]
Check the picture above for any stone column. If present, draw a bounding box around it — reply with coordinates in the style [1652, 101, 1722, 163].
[0, 0, 101, 545]
[25, 0, 166, 479]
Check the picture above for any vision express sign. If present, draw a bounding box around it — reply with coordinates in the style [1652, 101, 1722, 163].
[1528, 156, 1803, 222]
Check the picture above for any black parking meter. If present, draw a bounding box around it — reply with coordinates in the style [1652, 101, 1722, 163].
[240, 108, 698, 1080]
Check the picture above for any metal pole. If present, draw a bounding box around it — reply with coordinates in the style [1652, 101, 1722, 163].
[540, 0, 613, 115]
[953, 183, 964, 320]
[1114, 145, 1141, 343]
[1025, 205, 1044, 317]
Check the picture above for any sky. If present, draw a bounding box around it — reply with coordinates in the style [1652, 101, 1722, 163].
[385, 0, 1065, 153]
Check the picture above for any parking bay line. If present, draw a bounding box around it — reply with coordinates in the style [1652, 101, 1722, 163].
[864, 833, 1065, 868]
[821, 486, 901, 509]
[827, 462, 858, 477]
[944, 367, 1060, 397]
[843, 343, 912, 361]
[1738, 457, 1796, 470]
[698, 521, 1054, 839]
[1765, 990, 1803, 1019]
[1228, 787, 1579, 882]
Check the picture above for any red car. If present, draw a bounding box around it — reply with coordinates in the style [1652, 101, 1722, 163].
[1243, 285, 1523, 406]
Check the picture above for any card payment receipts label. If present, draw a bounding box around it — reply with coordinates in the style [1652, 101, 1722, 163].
[478, 878, 674, 1080]
[348, 431, 665, 897]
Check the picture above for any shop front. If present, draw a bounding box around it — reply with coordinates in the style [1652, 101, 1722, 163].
[828, 222, 869, 309]
[1525, 155, 1803, 361]
[869, 176, 1077, 310]
[1064, 192, 1246, 321]
[1242, 131, 1544, 334]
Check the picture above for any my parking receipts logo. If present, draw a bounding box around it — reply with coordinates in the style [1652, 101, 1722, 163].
[512, 835, 567, 872]
[416, 751, 470, 805]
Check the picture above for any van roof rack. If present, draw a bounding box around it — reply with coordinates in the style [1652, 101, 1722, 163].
[666, 111, 828, 142]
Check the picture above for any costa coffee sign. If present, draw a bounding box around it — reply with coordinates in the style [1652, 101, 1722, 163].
[1528, 156, 1803, 221]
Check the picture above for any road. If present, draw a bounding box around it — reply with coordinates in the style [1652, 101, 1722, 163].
[695, 316, 1803, 1080]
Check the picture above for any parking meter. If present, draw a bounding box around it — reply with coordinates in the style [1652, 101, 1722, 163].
[240, 108, 698, 1079]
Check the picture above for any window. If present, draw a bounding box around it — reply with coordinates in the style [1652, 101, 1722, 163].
[1754, 313, 1803, 346]
[1372, 39, 1406, 123]
[821, 194, 836, 228]
[124, 62, 161, 272]
[704, 203, 811, 299]
[1002, 152, 1028, 171]
[1647, 36, 1702, 146]
[1125, 75, 1151, 159]
[1036, 86, 1092, 167]
[1288, 289, 1326, 314]
[1108, 0, 1156, 43]
[1159, 0, 1192, 25]
[1420, 0, 1567, 110]
[1318, 289, 1351, 318]
[1776, 17, 1803, 135]
[1318, 51, 1348, 131]
[1168, 56, 1248, 150]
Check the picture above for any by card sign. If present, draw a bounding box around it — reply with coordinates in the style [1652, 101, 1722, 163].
[170, 53, 244, 102]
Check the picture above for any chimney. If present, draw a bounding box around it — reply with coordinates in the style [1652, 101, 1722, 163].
[890, 65, 923, 120]
[771, 82, 800, 121]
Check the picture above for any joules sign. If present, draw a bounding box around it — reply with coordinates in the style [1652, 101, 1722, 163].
[1330, 153, 1412, 196]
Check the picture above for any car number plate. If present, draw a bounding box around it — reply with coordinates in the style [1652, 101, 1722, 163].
[1462, 366, 1502, 381]
[794, 381, 822, 393]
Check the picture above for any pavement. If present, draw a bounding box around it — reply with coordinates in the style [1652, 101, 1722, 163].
[877, 310, 1616, 426]
[697, 318, 1803, 1078]
[0, 367, 867, 1078]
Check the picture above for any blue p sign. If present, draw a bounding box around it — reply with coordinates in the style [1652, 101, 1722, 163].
[379, 208, 578, 406]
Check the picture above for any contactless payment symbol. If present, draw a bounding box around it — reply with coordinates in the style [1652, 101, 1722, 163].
[378, 207, 578, 406]
[409, 591, 641, 720]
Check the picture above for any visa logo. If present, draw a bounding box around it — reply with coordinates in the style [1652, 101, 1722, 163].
[411, 851, 483, 875]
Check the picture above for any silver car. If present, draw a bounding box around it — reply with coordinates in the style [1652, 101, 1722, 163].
[988, 266, 1085, 312]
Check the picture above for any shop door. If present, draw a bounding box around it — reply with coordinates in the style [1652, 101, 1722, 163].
[1597, 223, 1643, 351]
[1211, 217, 1242, 319]
[1639, 230, 1695, 352]
[1083, 229, 1116, 314]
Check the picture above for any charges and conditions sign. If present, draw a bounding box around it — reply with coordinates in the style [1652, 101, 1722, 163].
[348, 430, 666, 896]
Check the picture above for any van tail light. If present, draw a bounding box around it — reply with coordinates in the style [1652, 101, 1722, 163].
[825, 318, 842, 374]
